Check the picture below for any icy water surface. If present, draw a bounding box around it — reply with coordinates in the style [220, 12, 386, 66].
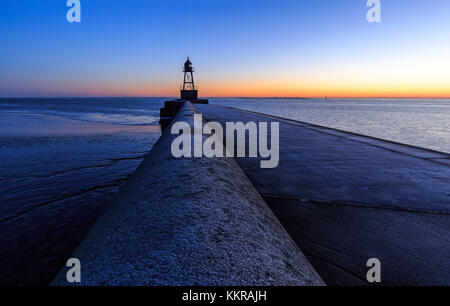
[0, 98, 164, 285]
[1, 97, 449, 285]
[211, 98, 450, 153]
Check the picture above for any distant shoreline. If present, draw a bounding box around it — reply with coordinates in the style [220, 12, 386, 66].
[1, 97, 450, 100]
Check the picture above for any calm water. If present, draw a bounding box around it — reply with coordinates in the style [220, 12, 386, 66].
[0, 97, 449, 285]
[211, 98, 450, 153]
[0, 98, 164, 285]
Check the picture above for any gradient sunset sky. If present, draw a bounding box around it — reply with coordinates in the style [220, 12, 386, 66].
[1, 0, 450, 98]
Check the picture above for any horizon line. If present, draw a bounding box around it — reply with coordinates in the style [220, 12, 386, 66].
[1, 96, 450, 100]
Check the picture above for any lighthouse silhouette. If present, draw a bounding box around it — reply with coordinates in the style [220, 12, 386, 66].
[159, 57, 209, 131]
[180, 57, 198, 101]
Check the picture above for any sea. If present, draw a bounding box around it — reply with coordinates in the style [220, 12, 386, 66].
[0, 97, 449, 285]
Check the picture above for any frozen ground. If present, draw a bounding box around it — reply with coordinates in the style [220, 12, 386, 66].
[0, 112, 160, 285]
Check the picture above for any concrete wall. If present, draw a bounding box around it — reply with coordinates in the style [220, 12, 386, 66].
[52, 102, 324, 286]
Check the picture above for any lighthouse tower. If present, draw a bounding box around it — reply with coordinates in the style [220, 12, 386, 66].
[180, 57, 198, 101]
[159, 57, 208, 131]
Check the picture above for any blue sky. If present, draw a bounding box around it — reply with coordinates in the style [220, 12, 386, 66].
[1, 0, 450, 97]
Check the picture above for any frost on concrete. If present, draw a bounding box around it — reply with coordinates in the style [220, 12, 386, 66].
[52, 102, 324, 286]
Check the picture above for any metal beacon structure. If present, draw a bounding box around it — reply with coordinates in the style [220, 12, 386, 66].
[181, 57, 197, 100]
[159, 57, 209, 131]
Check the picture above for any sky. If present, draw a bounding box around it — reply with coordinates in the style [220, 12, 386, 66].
[1, 0, 450, 98]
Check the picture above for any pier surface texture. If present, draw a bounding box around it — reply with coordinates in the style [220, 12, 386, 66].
[54, 101, 449, 286]
[52, 102, 324, 286]
[195, 103, 450, 286]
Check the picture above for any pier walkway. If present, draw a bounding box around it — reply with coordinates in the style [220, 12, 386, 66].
[52, 102, 324, 286]
[196, 103, 450, 286]
[53, 101, 449, 286]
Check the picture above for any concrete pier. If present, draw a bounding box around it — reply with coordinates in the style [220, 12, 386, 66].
[195, 103, 450, 286]
[159, 99, 208, 132]
[52, 102, 324, 286]
[53, 100, 449, 286]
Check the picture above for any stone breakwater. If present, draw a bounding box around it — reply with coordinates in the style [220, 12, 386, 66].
[54, 100, 450, 286]
[52, 102, 324, 286]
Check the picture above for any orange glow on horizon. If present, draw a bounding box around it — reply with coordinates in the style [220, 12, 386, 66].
[45, 86, 450, 99]
[22, 73, 450, 99]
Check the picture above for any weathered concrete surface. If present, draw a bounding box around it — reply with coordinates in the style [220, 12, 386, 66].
[195, 104, 450, 286]
[52, 102, 324, 286]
